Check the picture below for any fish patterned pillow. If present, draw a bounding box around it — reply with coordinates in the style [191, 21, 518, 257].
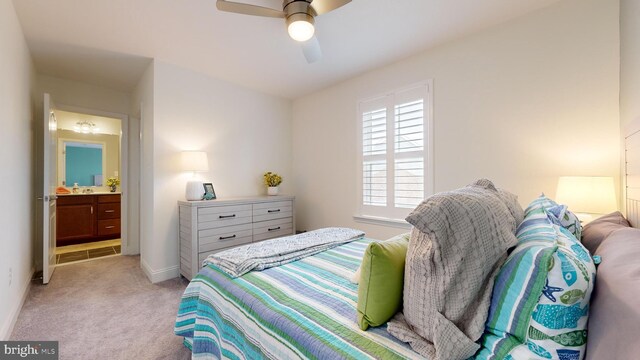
[517, 195, 582, 245]
[546, 205, 582, 240]
[524, 194, 558, 218]
[476, 206, 595, 360]
[517, 195, 559, 245]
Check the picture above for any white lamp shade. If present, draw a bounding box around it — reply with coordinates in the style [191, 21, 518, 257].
[181, 151, 209, 172]
[555, 176, 617, 214]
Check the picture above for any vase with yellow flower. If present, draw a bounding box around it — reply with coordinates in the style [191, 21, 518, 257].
[106, 177, 120, 193]
[263, 172, 282, 196]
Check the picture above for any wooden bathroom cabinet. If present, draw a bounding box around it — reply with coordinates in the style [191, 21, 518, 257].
[56, 193, 121, 246]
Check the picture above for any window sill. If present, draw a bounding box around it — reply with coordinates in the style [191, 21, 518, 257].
[353, 215, 412, 229]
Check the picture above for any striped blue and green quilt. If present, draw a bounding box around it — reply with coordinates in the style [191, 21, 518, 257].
[174, 238, 422, 360]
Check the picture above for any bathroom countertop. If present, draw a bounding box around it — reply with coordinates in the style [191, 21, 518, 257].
[56, 192, 121, 196]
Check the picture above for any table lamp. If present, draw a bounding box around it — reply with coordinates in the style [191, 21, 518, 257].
[555, 176, 617, 222]
[181, 151, 209, 201]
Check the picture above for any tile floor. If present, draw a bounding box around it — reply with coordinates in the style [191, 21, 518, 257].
[56, 239, 121, 265]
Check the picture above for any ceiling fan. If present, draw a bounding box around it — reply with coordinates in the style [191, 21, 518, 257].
[216, 0, 352, 63]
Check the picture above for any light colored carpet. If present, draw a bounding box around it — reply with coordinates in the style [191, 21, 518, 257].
[10, 255, 192, 360]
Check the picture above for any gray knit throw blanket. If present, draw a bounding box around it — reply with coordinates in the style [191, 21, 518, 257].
[387, 179, 523, 360]
[203, 227, 364, 278]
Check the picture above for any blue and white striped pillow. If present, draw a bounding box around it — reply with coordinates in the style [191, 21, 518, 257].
[476, 197, 595, 360]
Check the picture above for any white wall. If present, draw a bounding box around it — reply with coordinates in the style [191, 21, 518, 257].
[140, 60, 292, 282]
[132, 61, 154, 272]
[36, 75, 131, 115]
[0, 0, 36, 340]
[621, 0, 640, 131]
[292, 0, 621, 240]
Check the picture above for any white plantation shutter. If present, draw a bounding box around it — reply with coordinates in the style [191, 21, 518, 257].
[358, 83, 432, 220]
[395, 100, 424, 153]
[361, 97, 388, 207]
[363, 160, 386, 206]
[394, 95, 425, 209]
[394, 157, 424, 208]
[363, 108, 387, 157]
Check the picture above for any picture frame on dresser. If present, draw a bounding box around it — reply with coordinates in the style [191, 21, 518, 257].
[203, 183, 216, 200]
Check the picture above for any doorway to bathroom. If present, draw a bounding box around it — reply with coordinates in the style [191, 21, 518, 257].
[53, 109, 126, 265]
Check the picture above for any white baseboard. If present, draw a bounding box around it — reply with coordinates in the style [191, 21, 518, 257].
[140, 258, 179, 283]
[0, 267, 34, 340]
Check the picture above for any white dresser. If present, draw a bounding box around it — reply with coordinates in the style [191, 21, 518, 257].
[178, 195, 295, 280]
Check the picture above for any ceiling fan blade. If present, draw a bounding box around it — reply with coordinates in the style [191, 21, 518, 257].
[302, 36, 322, 63]
[216, 0, 285, 18]
[310, 0, 351, 15]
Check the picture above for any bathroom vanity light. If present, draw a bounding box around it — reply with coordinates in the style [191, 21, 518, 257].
[181, 151, 209, 201]
[73, 120, 99, 134]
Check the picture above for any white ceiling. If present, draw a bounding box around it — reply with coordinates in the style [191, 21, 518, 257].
[13, 0, 561, 99]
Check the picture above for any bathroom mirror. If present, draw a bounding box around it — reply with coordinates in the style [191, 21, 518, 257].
[63, 141, 105, 186]
[55, 110, 121, 188]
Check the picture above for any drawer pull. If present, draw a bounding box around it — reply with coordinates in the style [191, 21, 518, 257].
[219, 235, 237, 240]
[268, 227, 281, 232]
[105, 226, 115, 229]
[104, 210, 115, 213]
[267, 209, 281, 213]
[219, 214, 236, 219]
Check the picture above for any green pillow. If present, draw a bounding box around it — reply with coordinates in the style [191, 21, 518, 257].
[356, 234, 410, 330]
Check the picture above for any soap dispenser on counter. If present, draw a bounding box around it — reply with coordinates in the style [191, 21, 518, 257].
[72, 182, 79, 194]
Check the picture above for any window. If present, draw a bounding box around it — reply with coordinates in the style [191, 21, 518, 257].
[358, 82, 432, 222]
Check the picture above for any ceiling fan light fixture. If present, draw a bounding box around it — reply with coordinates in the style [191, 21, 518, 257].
[287, 13, 315, 42]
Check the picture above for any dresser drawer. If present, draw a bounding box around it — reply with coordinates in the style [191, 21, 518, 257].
[199, 251, 215, 265]
[97, 219, 120, 236]
[97, 203, 120, 220]
[98, 194, 121, 203]
[198, 204, 252, 230]
[253, 217, 293, 242]
[199, 247, 234, 264]
[57, 195, 95, 205]
[253, 201, 293, 222]
[198, 241, 254, 263]
[198, 225, 254, 263]
[199, 223, 253, 253]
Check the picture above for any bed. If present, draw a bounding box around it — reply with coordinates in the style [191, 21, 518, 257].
[175, 214, 640, 360]
[174, 238, 423, 359]
[175, 122, 640, 360]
